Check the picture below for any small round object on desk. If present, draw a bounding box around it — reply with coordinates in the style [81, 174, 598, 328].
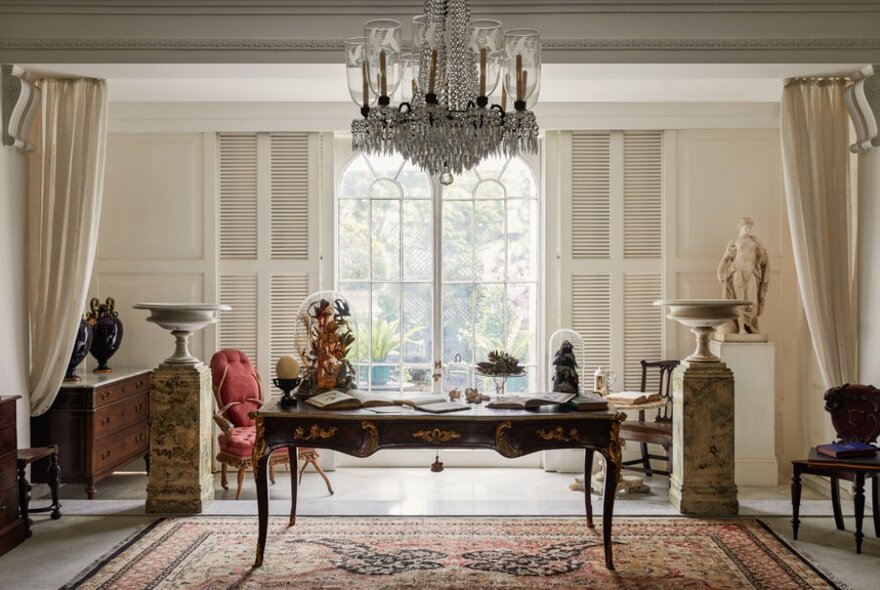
[276, 354, 300, 379]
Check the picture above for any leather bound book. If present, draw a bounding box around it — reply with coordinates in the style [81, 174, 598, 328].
[816, 441, 878, 458]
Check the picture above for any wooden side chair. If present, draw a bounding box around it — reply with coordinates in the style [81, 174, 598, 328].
[791, 383, 879, 553]
[210, 349, 333, 499]
[16, 445, 62, 537]
[619, 360, 680, 477]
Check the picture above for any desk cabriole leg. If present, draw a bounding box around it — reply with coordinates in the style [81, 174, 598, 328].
[288, 445, 298, 526]
[791, 465, 802, 539]
[584, 449, 594, 528]
[602, 415, 623, 570]
[252, 414, 270, 568]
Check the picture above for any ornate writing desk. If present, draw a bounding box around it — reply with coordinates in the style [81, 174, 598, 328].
[251, 402, 626, 569]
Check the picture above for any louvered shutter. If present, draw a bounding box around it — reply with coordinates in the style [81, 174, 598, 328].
[623, 273, 663, 390]
[623, 131, 662, 259]
[219, 133, 258, 260]
[571, 274, 612, 377]
[270, 274, 310, 379]
[270, 133, 310, 260]
[218, 275, 258, 363]
[571, 132, 610, 259]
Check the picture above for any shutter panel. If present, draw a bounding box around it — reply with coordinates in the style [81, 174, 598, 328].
[623, 131, 662, 259]
[218, 275, 258, 364]
[270, 274, 310, 379]
[219, 133, 258, 260]
[270, 133, 310, 260]
[623, 273, 663, 390]
[571, 273, 611, 378]
[571, 132, 611, 259]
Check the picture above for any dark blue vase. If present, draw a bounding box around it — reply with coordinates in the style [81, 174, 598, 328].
[87, 297, 124, 374]
[65, 317, 93, 381]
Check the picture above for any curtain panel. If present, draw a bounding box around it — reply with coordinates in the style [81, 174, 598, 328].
[27, 78, 108, 416]
[780, 78, 857, 389]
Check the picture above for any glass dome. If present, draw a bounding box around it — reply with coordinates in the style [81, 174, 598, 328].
[547, 328, 584, 394]
[294, 290, 358, 395]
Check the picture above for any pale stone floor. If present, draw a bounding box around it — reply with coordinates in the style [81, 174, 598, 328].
[0, 465, 878, 589]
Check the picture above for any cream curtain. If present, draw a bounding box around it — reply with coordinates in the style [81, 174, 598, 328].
[28, 78, 108, 416]
[780, 79, 857, 389]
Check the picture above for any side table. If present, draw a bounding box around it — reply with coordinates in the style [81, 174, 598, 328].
[17, 446, 62, 537]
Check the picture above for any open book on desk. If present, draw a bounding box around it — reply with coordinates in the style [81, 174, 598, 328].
[486, 392, 575, 410]
[305, 389, 452, 411]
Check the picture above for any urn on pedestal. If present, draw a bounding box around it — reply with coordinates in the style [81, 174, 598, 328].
[65, 317, 93, 381]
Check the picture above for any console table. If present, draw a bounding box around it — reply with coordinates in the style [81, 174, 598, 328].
[251, 402, 626, 570]
[0, 396, 26, 558]
[30, 369, 151, 498]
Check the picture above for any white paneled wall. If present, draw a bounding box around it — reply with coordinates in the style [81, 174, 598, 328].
[92, 133, 217, 371]
[665, 129, 801, 480]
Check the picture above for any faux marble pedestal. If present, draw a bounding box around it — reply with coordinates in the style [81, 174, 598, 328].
[669, 360, 739, 514]
[710, 340, 778, 486]
[145, 365, 214, 513]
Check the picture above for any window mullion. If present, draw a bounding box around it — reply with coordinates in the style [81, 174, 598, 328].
[432, 175, 444, 393]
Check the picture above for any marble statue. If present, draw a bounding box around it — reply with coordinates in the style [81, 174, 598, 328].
[716, 217, 769, 335]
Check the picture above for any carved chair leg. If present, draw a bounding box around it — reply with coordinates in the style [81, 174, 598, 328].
[269, 462, 276, 485]
[299, 457, 310, 484]
[640, 442, 653, 476]
[310, 459, 334, 495]
[791, 465, 802, 540]
[236, 467, 246, 501]
[48, 451, 62, 520]
[830, 476, 845, 531]
[854, 473, 866, 554]
[221, 463, 229, 491]
[873, 475, 880, 538]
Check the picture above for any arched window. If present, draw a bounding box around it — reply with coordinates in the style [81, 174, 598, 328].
[337, 152, 540, 393]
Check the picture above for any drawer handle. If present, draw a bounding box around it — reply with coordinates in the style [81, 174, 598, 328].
[135, 434, 144, 444]
[101, 450, 111, 461]
[0, 503, 6, 512]
[101, 416, 111, 426]
[136, 403, 145, 413]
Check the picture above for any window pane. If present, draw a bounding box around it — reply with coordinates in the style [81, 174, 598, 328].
[476, 155, 507, 180]
[500, 157, 536, 197]
[338, 281, 370, 389]
[441, 169, 479, 200]
[443, 283, 474, 364]
[474, 283, 505, 363]
[339, 155, 374, 199]
[371, 199, 400, 281]
[370, 178, 402, 199]
[403, 200, 432, 281]
[442, 200, 474, 281]
[508, 282, 537, 365]
[367, 153, 405, 178]
[474, 179, 505, 200]
[474, 200, 505, 282]
[507, 199, 538, 281]
[338, 199, 370, 281]
[399, 166, 432, 197]
[403, 283, 432, 363]
[371, 282, 401, 389]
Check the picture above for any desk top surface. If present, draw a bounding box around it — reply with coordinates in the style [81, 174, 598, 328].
[257, 399, 623, 422]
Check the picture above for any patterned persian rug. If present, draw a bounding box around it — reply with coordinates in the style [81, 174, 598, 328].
[63, 516, 844, 590]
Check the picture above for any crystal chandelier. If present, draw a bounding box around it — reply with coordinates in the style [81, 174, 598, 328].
[346, 0, 541, 184]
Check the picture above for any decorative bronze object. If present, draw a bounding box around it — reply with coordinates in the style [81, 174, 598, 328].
[293, 424, 338, 441]
[273, 377, 302, 407]
[86, 296, 123, 373]
[251, 413, 267, 480]
[495, 421, 523, 457]
[536, 426, 579, 442]
[353, 421, 379, 457]
[464, 387, 488, 403]
[412, 428, 461, 443]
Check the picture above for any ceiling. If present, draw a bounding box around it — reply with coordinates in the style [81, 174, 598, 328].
[18, 62, 863, 103]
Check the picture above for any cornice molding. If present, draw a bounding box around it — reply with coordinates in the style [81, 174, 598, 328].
[2, 1, 879, 16]
[3, 37, 880, 52]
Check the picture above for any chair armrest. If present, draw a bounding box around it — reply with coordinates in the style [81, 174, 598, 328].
[213, 414, 234, 433]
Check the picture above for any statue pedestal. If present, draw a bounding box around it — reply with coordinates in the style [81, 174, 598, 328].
[146, 364, 214, 513]
[669, 360, 739, 514]
[710, 340, 778, 486]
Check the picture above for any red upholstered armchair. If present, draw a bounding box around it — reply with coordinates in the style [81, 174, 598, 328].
[210, 349, 333, 499]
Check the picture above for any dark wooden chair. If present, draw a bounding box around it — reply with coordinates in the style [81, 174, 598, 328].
[619, 360, 679, 477]
[17, 445, 62, 538]
[791, 383, 880, 553]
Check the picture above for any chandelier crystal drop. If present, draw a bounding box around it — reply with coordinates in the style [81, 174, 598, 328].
[346, 0, 541, 182]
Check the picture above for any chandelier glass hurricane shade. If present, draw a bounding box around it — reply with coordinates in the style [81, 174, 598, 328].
[347, 0, 541, 184]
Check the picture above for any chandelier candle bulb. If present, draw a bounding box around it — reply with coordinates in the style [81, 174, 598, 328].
[516, 54, 523, 102]
[501, 84, 507, 111]
[428, 49, 438, 95]
[479, 47, 487, 96]
[361, 62, 369, 108]
[379, 50, 387, 97]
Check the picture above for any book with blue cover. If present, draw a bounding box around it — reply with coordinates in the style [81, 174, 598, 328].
[815, 441, 878, 458]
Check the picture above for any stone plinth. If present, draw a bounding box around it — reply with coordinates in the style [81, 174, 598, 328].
[710, 340, 778, 486]
[669, 360, 739, 514]
[146, 364, 214, 513]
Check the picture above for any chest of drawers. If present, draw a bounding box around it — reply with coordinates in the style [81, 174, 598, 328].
[0, 395, 25, 557]
[31, 370, 151, 499]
